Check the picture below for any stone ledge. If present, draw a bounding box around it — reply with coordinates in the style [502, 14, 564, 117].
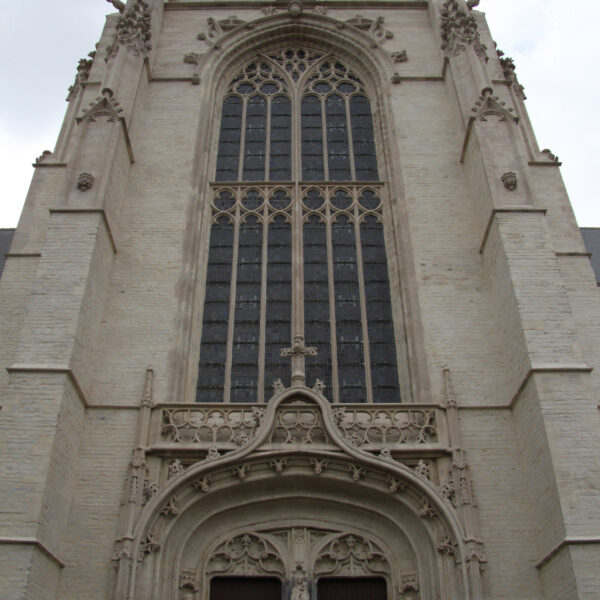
[479, 206, 547, 255]
[49, 208, 118, 254]
[0, 537, 65, 568]
[535, 536, 600, 570]
[7, 363, 89, 408]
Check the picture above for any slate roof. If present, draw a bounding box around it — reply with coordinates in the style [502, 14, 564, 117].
[581, 228, 600, 286]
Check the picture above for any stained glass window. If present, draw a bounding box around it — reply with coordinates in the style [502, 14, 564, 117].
[198, 51, 401, 403]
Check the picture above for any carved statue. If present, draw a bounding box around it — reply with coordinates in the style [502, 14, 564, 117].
[291, 581, 310, 600]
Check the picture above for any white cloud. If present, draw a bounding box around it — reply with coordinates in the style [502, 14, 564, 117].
[1, 1, 599, 227]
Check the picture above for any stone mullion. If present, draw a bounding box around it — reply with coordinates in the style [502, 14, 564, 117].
[292, 183, 305, 386]
[237, 97, 248, 181]
[352, 190, 373, 404]
[320, 97, 329, 181]
[325, 191, 340, 403]
[345, 97, 357, 181]
[258, 192, 269, 403]
[223, 199, 241, 404]
[265, 97, 272, 181]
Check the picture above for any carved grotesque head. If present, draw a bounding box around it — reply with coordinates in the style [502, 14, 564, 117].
[77, 172, 95, 191]
[501, 172, 517, 191]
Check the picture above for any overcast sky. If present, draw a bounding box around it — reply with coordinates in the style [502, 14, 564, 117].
[1, 0, 598, 228]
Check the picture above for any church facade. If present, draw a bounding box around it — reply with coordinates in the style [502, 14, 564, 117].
[1, 1, 599, 598]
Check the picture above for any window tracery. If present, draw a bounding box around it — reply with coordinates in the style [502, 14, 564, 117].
[196, 50, 402, 404]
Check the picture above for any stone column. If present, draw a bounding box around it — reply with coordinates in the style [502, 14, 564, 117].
[431, 1, 600, 597]
[0, 2, 163, 597]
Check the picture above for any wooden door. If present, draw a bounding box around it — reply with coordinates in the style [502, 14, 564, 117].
[317, 577, 387, 600]
[209, 576, 282, 600]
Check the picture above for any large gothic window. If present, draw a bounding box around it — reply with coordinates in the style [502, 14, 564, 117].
[196, 50, 401, 403]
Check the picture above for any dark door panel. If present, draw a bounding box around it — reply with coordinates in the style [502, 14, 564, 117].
[210, 576, 282, 600]
[317, 577, 387, 600]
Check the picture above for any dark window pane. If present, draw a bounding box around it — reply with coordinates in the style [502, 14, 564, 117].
[304, 216, 331, 393]
[216, 96, 242, 181]
[326, 94, 351, 181]
[360, 216, 400, 402]
[301, 95, 324, 180]
[265, 216, 291, 397]
[350, 95, 379, 180]
[197, 217, 234, 401]
[231, 216, 262, 402]
[243, 95, 267, 181]
[332, 216, 365, 402]
[270, 96, 291, 180]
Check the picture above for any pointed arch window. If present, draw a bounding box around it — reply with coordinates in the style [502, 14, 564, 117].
[196, 49, 401, 403]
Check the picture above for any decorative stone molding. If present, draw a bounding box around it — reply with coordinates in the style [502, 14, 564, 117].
[280, 334, 317, 358]
[198, 16, 246, 48]
[501, 172, 517, 191]
[470, 87, 517, 123]
[314, 533, 390, 577]
[313, 5, 328, 15]
[183, 52, 201, 65]
[105, 0, 125, 13]
[270, 458, 288, 474]
[35, 150, 53, 164]
[168, 459, 185, 479]
[312, 379, 326, 396]
[333, 406, 438, 448]
[77, 89, 124, 124]
[273, 378, 286, 395]
[413, 460, 430, 480]
[141, 366, 154, 407]
[310, 458, 328, 474]
[232, 463, 250, 480]
[288, 0, 303, 18]
[391, 50, 408, 63]
[179, 569, 199, 591]
[138, 530, 160, 561]
[191, 474, 211, 492]
[440, 0, 487, 61]
[437, 534, 460, 563]
[77, 172, 95, 191]
[270, 402, 329, 445]
[418, 497, 437, 519]
[452, 449, 477, 506]
[541, 149, 560, 163]
[207, 533, 285, 577]
[399, 572, 419, 593]
[107, 0, 152, 60]
[388, 475, 406, 493]
[348, 464, 366, 481]
[67, 52, 95, 101]
[465, 539, 488, 572]
[345, 15, 394, 48]
[160, 495, 180, 517]
[262, 6, 278, 16]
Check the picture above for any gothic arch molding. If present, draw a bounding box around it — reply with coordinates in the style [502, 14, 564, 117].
[121, 391, 473, 599]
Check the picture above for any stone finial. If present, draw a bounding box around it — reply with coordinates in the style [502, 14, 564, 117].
[77, 172, 95, 191]
[501, 172, 517, 191]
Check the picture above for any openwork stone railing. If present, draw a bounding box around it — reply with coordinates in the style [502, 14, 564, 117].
[333, 406, 439, 449]
[160, 405, 266, 448]
[154, 403, 445, 453]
